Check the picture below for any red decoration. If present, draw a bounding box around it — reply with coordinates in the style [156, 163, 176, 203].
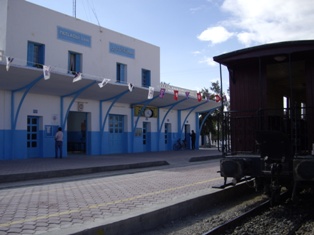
[174, 90, 178, 100]
[215, 95, 221, 102]
[197, 92, 202, 102]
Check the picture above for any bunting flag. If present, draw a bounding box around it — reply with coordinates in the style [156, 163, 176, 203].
[206, 93, 211, 101]
[73, 72, 82, 83]
[197, 92, 202, 102]
[159, 88, 165, 98]
[43, 65, 51, 80]
[215, 94, 221, 102]
[185, 91, 190, 99]
[6, 57, 14, 71]
[148, 86, 154, 99]
[128, 83, 134, 92]
[174, 90, 179, 100]
[98, 78, 110, 88]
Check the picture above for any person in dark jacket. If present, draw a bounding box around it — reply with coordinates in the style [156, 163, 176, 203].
[190, 130, 196, 150]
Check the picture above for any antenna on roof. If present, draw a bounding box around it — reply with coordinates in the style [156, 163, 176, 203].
[73, 0, 76, 18]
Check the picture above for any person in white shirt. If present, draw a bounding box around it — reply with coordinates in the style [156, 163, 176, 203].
[55, 127, 63, 158]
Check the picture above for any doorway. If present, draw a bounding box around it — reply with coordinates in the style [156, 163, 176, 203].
[165, 123, 172, 150]
[27, 116, 41, 158]
[143, 122, 151, 152]
[67, 111, 88, 153]
[108, 114, 126, 153]
[185, 124, 191, 149]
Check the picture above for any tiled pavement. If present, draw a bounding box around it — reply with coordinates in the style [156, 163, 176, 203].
[0, 149, 223, 235]
[0, 149, 222, 184]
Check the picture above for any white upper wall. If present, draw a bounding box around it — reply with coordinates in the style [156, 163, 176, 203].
[1, 0, 160, 88]
[0, 0, 8, 60]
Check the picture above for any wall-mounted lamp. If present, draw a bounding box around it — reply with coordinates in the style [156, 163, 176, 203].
[98, 78, 110, 88]
[274, 55, 286, 62]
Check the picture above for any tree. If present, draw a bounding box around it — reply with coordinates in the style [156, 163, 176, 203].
[199, 81, 229, 147]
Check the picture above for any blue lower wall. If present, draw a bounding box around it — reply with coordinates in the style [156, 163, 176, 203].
[0, 129, 183, 160]
[0, 130, 13, 160]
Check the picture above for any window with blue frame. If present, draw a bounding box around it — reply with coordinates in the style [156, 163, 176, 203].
[142, 69, 151, 87]
[116, 63, 127, 83]
[27, 41, 45, 68]
[165, 123, 169, 144]
[68, 51, 82, 74]
[109, 115, 124, 133]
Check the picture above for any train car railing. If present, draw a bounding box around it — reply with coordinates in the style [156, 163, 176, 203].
[219, 107, 314, 157]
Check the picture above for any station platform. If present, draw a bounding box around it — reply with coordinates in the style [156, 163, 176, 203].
[0, 148, 227, 235]
[0, 148, 222, 184]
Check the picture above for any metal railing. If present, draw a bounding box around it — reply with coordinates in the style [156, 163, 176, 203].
[219, 107, 314, 156]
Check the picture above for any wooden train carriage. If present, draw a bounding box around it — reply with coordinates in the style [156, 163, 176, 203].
[214, 40, 314, 155]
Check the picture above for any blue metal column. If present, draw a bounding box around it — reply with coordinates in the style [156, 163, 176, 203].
[60, 81, 96, 156]
[199, 108, 217, 132]
[10, 74, 44, 158]
[131, 95, 159, 153]
[61, 81, 96, 130]
[99, 89, 130, 154]
[157, 99, 186, 150]
[180, 103, 218, 150]
[180, 102, 207, 133]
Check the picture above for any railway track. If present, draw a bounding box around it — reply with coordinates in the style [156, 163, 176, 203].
[139, 180, 313, 235]
[140, 181, 268, 235]
[202, 191, 314, 235]
[203, 199, 270, 235]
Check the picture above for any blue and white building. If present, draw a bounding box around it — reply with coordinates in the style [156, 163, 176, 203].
[0, 0, 220, 160]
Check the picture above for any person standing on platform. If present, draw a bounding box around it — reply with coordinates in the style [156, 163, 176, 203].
[190, 130, 196, 150]
[55, 127, 63, 158]
[81, 120, 86, 140]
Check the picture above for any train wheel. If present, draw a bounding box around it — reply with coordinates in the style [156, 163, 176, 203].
[270, 181, 281, 206]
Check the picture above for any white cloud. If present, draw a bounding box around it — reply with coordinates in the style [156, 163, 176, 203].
[199, 57, 217, 67]
[192, 50, 201, 55]
[220, 0, 314, 46]
[197, 26, 234, 44]
[190, 6, 204, 14]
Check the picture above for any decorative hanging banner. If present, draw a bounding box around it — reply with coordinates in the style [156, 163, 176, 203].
[148, 86, 154, 99]
[159, 88, 165, 98]
[98, 78, 110, 88]
[6, 57, 14, 71]
[43, 65, 51, 80]
[73, 72, 82, 83]
[215, 94, 221, 102]
[185, 91, 190, 99]
[206, 93, 211, 101]
[174, 90, 179, 100]
[128, 83, 134, 92]
[197, 92, 202, 102]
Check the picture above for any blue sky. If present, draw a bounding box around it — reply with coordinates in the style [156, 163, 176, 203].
[27, 0, 314, 94]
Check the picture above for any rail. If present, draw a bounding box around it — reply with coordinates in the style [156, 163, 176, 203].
[203, 191, 290, 235]
[203, 199, 270, 235]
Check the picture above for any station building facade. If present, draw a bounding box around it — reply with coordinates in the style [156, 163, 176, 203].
[0, 0, 219, 160]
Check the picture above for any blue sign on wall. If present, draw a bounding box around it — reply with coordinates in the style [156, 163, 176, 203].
[57, 26, 91, 47]
[109, 42, 135, 59]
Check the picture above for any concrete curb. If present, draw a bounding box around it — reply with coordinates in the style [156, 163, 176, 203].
[189, 155, 222, 162]
[0, 161, 169, 183]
